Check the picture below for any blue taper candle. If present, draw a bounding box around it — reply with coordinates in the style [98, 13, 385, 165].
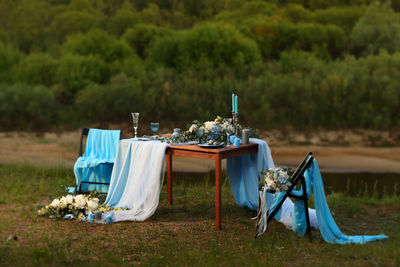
[235, 95, 238, 114]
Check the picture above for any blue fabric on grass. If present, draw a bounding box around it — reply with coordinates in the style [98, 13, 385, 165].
[227, 138, 275, 210]
[74, 129, 120, 193]
[302, 159, 388, 244]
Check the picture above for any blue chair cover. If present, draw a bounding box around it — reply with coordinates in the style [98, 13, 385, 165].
[74, 128, 121, 193]
[227, 138, 275, 210]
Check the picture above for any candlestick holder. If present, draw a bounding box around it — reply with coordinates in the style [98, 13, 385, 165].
[232, 112, 239, 137]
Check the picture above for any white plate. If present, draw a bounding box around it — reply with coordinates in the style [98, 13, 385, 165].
[197, 142, 224, 148]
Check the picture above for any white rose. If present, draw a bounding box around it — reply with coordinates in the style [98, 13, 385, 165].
[59, 195, 73, 208]
[87, 200, 99, 212]
[50, 198, 60, 208]
[204, 121, 214, 134]
[189, 124, 197, 134]
[74, 194, 87, 209]
[65, 195, 74, 204]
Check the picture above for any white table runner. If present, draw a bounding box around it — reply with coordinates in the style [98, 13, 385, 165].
[103, 139, 168, 222]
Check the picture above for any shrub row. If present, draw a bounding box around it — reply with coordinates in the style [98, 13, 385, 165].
[1, 51, 399, 131]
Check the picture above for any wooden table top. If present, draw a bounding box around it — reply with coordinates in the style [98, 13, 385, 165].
[166, 143, 258, 159]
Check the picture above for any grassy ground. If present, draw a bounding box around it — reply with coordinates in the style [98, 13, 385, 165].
[0, 164, 399, 266]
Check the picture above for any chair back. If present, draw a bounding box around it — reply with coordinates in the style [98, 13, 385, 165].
[79, 127, 123, 157]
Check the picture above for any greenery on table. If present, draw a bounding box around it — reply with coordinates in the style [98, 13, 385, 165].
[0, 1, 400, 131]
[163, 116, 237, 144]
[1, 163, 399, 265]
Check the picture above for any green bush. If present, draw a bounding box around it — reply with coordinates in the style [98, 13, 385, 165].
[47, 10, 105, 44]
[55, 53, 109, 101]
[113, 56, 146, 79]
[123, 24, 172, 58]
[351, 1, 400, 55]
[0, 84, 58, 130]
[6, 0, 51, 53]
[108, 9, 140, 36]
[62, 29, 134, 63]
[314, 6, 365, 32]
[75, 75, 145, 124]
[13, 53, 57, 87]
[283, 4, 314, 22]
[0, 42, 21, 83]
[0, 29, 8, 44]
[252, 20, 346, 60]
[148, 23, 261, 70]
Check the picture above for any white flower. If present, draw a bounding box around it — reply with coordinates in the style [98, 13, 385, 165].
[266, 179, 274, 188]
[204, 121, 214, 134]
[87, 200, 99, 212]
[50, 198, 60, 208]
[60, 195, 73, 206]
[188, 124, 197, 134]
[74, 194, 87, 209]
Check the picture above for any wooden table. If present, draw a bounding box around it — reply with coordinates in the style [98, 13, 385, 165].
[165, 143, 258, 230]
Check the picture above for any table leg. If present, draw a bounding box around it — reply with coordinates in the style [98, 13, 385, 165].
[166, 153, 172, 204]
[215, 155, 221, 230]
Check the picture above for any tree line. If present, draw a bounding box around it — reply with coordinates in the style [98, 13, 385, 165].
[0, 0, 399, 131]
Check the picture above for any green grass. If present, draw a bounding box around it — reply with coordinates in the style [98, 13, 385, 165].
[0, 164, 399, 266]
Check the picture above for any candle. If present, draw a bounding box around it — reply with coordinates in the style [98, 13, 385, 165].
[232, 93, 235, 113]
[235, 95, 238, 114]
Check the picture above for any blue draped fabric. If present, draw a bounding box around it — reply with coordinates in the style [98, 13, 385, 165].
[301, 159, 388, 244]
[292, 199, 307, 236]
[261, 159, 387, 244]
[227, 138, 275, 210]
[74, 129, 121, 193]
[269, 191, 285, 220]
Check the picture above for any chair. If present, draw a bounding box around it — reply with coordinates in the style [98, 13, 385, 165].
[74, 127, 123, 194]
[256, 152, 388, 244]
[257, 152, 314, 239]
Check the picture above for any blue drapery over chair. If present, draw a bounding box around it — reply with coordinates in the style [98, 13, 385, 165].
[257, 153, 388, 244]
[74, 128, 121, 193]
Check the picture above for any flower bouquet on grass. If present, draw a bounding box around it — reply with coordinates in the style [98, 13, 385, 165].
[37, 193, 122, 221]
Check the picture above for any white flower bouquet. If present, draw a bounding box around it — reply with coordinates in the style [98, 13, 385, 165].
[166, 116, 247, 144]
[37, 193, 122, 220]
[260, 167, 292, 191]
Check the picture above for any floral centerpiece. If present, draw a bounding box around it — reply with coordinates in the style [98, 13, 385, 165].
[165, 116, 256, 144]
[260, 167, 292, 191]
[37, 193, 122, 221]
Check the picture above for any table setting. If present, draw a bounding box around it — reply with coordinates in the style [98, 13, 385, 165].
[98, 93, 276, 226]
[36, 92, 388, 244]
[38, 93, 275, 229]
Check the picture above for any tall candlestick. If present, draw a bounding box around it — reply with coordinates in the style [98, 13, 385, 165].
[232, 93, 235, 113]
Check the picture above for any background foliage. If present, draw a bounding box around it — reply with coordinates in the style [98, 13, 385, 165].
[0, 0, 399, 131]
